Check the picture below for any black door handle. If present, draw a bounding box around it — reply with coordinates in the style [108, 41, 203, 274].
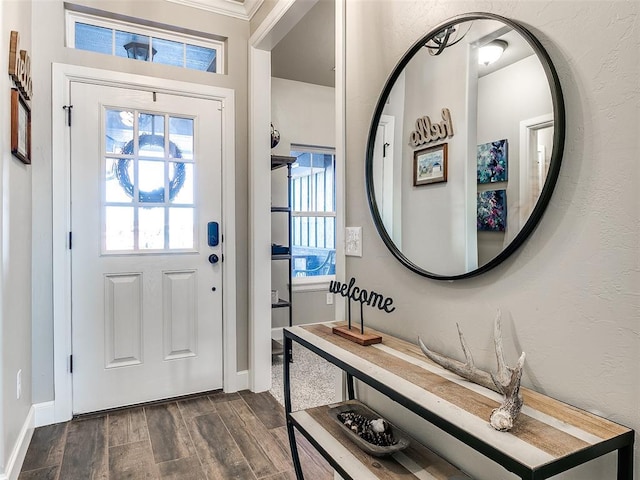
[208, 254, 219, 264]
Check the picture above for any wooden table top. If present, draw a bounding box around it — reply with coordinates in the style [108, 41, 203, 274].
[286, 323, 633, 473]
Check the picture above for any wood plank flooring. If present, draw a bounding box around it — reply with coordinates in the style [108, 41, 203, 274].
[19, 391, 334, 480]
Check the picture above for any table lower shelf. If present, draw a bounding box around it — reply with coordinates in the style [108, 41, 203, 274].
[289, 402, 471, 480]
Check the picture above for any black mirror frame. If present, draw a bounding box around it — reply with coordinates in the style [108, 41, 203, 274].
[365, 12, 565, 281]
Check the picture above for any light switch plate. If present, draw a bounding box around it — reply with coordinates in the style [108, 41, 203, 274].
[345, 227, 362, 257]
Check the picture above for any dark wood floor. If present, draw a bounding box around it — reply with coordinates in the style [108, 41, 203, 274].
[19, 390, 334, 480]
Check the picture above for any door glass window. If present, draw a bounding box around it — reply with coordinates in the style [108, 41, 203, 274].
[103, 108, 196, 253]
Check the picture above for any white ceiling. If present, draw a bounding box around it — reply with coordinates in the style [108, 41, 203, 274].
[271, 0, 336, 88]
[478, 29, 534, 77]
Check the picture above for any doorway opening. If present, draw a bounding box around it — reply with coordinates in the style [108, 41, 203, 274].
[249, 0, 344, 393]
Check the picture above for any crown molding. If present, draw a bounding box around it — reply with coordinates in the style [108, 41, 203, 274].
[166, 0, 263, 20]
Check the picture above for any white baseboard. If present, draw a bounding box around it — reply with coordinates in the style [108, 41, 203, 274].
[0, 406, 35, 480]
[223, 370, 249, 393]
[235, 370, 249, 391]
[34, 401, 55, 428]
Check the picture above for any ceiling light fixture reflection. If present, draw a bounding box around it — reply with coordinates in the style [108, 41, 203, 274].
[478, 40, 508, 66]
[119, 111, 134, 127]
[425, 23, 472, 56]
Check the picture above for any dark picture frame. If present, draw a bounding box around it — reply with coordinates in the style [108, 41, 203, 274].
[11, 88, 31, 165]
[413, 143, 447, 186]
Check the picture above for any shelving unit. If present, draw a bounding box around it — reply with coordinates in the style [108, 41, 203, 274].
[283, 322, 635, 480]
[271, 155, 296, 356]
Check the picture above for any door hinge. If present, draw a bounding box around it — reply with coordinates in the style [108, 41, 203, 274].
[69, 355, 73, 373]
[62, 105, 73, 127]
[68, 231, 72, 250]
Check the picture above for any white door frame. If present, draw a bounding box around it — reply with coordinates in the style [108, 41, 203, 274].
[248, 0, 346, 392]
[374, 115, 396, 238]
[52, 63, 237, 422]
[519, 113, 554, 229]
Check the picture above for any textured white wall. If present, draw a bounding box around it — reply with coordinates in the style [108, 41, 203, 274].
[271, 77, 336, 155]
[400, 45, 470, 275]
[346, 1, 639, 478]
[1, 0, 33, 473]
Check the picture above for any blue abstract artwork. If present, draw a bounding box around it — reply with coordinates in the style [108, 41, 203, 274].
[477, 139, 508, 184]
[477, 190, 507, 232]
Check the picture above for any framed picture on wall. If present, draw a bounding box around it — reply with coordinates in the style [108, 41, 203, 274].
[10, 88, 31, 165]
[413, 143, 447, 186]
[477, 189, 507, 231]
[477, 139, 508, 184]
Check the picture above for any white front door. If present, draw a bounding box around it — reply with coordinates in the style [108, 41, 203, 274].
[70, 82, 223, 414]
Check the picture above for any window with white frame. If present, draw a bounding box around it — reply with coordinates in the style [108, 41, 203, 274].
[66, 8, 224, 74]
[103, 108, 196, 253]
[290, 147, 336, 283]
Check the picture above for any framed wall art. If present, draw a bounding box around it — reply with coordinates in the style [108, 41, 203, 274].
[477, 189, 507, 232]
[477, 139, 507, 184]
[413, 143, 447, 186]
[11, 88, 31, 165]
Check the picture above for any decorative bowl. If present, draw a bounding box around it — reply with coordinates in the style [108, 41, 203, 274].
[327, 401, 410, 457]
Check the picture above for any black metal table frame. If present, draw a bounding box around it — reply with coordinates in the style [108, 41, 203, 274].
[283, 328, 635, 480]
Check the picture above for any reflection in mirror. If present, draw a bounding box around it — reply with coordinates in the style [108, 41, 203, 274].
[367, 13, 564, 279]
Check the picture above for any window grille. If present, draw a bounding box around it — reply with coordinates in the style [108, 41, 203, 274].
[290, 146, 336, 282]
[66, 9, 224, 74]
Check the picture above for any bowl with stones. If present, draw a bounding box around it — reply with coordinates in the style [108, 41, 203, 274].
[328, 401, 410, 457]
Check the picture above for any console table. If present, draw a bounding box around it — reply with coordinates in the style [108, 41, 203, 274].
[283, 323, 634, 480]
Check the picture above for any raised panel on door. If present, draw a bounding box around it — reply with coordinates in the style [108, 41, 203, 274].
[104, 273, 143, 367]
[163, 270, 198, 360]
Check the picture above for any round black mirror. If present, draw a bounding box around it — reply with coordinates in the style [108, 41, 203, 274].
[365, 12, 565, 280]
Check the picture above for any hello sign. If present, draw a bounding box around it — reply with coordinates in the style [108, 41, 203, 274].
[8, 31, 33, 100]
[409, 108, 453, 147]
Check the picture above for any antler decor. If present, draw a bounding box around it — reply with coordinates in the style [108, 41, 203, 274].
[418, 310, 526, 431]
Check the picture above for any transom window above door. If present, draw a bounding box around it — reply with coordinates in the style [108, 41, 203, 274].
[65, 7, 225, 74]
[103, 108, 196, 253]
